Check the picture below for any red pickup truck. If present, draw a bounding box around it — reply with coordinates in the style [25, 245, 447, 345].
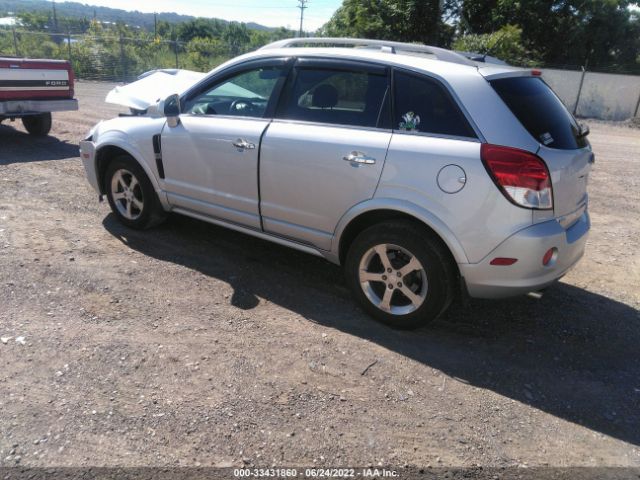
[0, 57, 78, 136]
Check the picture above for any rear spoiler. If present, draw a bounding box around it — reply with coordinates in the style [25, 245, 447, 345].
[455, 51, 509, 65]
[478, 66, 543, 81]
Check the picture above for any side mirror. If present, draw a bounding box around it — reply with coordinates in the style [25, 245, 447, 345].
[164, 94, 181, 127]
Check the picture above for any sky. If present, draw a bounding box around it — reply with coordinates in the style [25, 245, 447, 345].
[74, 0, 344, 31]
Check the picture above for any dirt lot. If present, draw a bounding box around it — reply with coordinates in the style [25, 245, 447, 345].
[0, 82, 639, 471]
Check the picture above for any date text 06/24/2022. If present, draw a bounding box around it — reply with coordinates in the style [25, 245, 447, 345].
[233, 468, 399, 478]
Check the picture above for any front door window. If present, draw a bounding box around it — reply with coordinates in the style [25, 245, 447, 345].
[183, 66, 287, 118]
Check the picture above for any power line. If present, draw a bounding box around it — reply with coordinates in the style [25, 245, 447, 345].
[297, 0, 309, 37]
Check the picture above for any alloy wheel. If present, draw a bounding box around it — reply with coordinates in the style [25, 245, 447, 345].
[358, 243, 428, 315]
[110, 168, 144, 221]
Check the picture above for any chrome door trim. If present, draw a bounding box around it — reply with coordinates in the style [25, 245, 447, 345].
[270, 118, 392, 134]
[390, 129, 482, 143]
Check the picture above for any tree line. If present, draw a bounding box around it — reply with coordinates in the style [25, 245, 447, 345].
[1, 1, 639, 76]
[321, 0, 640, 72]
[0, 12, 295, 80]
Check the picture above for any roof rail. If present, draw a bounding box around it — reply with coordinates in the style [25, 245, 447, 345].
[260, 37, 476, 67]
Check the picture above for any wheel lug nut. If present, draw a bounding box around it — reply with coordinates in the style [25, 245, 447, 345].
[382, 275, 387, 281]
[397, 272, 402, 277]
[397, 282, 403, 288]
[388, 284, 393, 290]
[387, 268, 392, 273]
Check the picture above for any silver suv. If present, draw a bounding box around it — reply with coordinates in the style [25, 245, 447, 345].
[80, 38, 593, 329]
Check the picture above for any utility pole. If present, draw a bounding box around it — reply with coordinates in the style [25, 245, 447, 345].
[297, 0, 308, 38]
[12, 26, 19, 57]
[52, 0, 58, 33]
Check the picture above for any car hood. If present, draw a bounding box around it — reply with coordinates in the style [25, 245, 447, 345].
[105, 69, 206, 111]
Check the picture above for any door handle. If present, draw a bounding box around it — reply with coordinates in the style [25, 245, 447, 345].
[343, 151, 376, 165]
[232, 139, 256, 150]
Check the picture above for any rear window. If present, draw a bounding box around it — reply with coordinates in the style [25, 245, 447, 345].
[490, 77, 588, 150]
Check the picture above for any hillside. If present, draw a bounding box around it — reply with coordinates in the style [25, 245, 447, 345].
[0, 0, 273, 31]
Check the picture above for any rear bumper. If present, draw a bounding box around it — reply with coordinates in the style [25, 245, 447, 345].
[79, 140, 100, 193]
[0, 98, 78, 116]
[460, 211, 590, 298]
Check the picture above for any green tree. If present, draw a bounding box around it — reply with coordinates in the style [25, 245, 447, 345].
[11, 31, 62, 59]
[17, 11, 51, 31]
[184, 36, 227, 71]
[319, 0, 448, 46]
[453, 24, 538, 66]
[156, 20, 173, 39]
[456, 0, 640, 70]
[223, 22, 250, 56]
[176, 18, 225, 42]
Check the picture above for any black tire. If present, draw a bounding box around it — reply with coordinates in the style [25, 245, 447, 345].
[104, 155, 166, 229]
[22, 113, 52, 136]
[344, 220, 456, 330]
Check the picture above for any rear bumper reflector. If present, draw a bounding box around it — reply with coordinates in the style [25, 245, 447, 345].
[490, 257, 518, 266]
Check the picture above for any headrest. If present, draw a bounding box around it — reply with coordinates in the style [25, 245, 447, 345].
[312, 84, 339, 109]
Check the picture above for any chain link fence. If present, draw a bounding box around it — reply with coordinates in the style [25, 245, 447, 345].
[0, 29, 233, 82]
[2, 29, 640, 120]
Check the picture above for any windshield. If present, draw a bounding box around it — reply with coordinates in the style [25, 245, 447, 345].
[490, 77, 588, 150]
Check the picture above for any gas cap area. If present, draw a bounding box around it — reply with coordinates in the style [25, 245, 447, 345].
[437, 164, 467, 194]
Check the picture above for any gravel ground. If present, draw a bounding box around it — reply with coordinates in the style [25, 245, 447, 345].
[0, 82, 639, 471]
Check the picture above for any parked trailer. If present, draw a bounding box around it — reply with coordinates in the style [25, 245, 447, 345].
[0, 57, 78, 136]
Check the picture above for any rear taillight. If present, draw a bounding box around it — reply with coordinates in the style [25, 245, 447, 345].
[481, 144, 553, 210]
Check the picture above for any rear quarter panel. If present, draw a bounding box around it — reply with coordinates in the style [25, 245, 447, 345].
[444, 69, 540, 153]
[377, 134, 533, 264]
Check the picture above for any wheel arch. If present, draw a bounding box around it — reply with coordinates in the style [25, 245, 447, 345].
[333, 202, 469, 268]
[94, 141, 161, 199]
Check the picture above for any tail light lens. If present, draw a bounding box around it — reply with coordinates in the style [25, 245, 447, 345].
[481, 144, 553, 210]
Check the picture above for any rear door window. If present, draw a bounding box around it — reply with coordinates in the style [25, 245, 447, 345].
[393, 71, 476, 138]
[278, 66, 389, 128]
[490, 76, 588, 150]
